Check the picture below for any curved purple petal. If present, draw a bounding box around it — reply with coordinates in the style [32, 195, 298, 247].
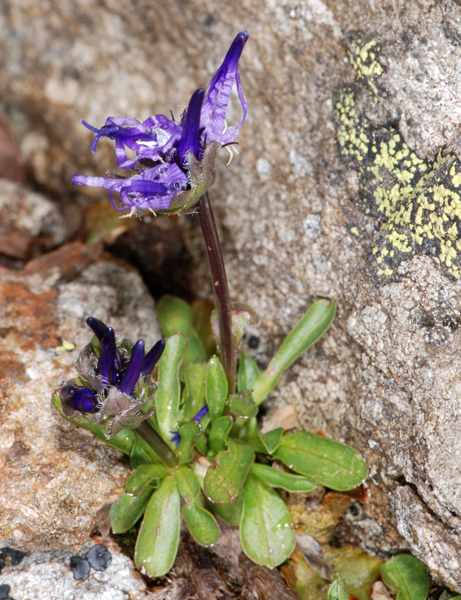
[72, 174, 124, 190]
[141, 339, 165, 377]
[81, 119, 100, 134]
[221, 68, 248, 145]
[60, 384, 98, 413]
[192, 404, 209, 422]
[86, 317, 108, 341]
[176, 89, 204, 163]
[200, 31, 248, 145]
[118, 339, 145, 395]
[99, 328, 117, 385]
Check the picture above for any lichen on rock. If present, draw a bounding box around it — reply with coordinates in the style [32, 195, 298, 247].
[336, 34, 461, 280]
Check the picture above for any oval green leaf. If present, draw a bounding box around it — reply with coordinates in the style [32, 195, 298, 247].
[110, 484, 155, 534]
[177, 421, 202, 465]
[240, 473, 295, 568]
[156, 296, 192, 337]
[184, 328, 207, 364]
[191, 298, 216, 357]
[237, 352, 261, 392]
[250, 463, 317, 493]
[229, 392, 258, 419]
[274, 432, 367, 491]
[175, 466, 220, 546]
[252, 300, 336, 405]
[125, 464, 169, 496]
[208, 415, 233, 456]
[135, 474, 180, 578]
[205, 356, 228, 421]
[381, 555, 430, 600]
[155, 334, 187, 440]
[204, 439, 255, 504]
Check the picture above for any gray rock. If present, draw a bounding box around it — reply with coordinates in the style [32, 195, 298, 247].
[0, 243, 160, 551]
[2, 0, 461, 590]
[0, 179, 68, 262]
[0, 539, 154, 600]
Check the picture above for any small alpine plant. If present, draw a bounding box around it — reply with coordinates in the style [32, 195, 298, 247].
[55, 31, 367, 578]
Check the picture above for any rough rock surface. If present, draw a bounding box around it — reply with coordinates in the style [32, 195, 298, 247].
[0, 178, 68, 264]
[2, 0, 461, 590]
[0, 243, 161, 551]
[0, 538, 154, 600]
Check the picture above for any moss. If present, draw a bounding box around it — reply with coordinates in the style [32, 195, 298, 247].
[336, 34, 461, 279]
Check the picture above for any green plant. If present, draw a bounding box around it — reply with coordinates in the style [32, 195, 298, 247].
[55, 30, 367, 579]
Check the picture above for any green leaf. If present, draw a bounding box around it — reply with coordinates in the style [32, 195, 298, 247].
[237, 352, 261, 392]
[205, 356, 228, 421]
[204, 439, 255, 504]
[53, 395, 134, 455]
[229, 392, 258, 419]
[240, 473, 295, 568]
[175, 466, 220, 546]
[195, 432, 208, 456]
[207, 494, 243, 525]
[250, 463, 317, 492]
[381, 555, 430, 600]
[177, 421, 202, 465]
[155, 334, 187, 440]
[251, 300, 336, 405]
[274, 432, 367, 492]
[125, 464, 169, 496]
[328, 575, 348, 600]
[157, 296, 192, 337]
[184, 328, 207, 364]
[191, 297, 216, 357]
[247, 428, 284, 455]
[182, 362, 207, 421]
[208, 415, 233, 455]
[135, 474, 180, 577]
[110, 485, 155, 534]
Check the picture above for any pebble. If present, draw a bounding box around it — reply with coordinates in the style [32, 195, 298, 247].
[69, 556, 91, 581]
[85, 544, 112, 571]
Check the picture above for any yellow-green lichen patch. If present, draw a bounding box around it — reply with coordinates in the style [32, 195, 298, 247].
[347, 35, 384, 97]
[335, 36, 461, 280]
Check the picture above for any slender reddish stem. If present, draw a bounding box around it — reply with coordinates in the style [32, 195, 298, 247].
[197, 192, 236, 393]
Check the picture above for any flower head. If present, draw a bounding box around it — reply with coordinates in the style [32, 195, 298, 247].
[59, 317, 164, 437]
[73, 32, 248, 215]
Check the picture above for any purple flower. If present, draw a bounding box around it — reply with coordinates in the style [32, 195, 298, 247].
[169, 430, 181, 449]
[59, 317, 165, 437]
[73, 32, 248, 214]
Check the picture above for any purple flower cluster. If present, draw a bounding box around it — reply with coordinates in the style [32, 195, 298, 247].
[60, 317, 164, 436]
[73, 32, 248, 214]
